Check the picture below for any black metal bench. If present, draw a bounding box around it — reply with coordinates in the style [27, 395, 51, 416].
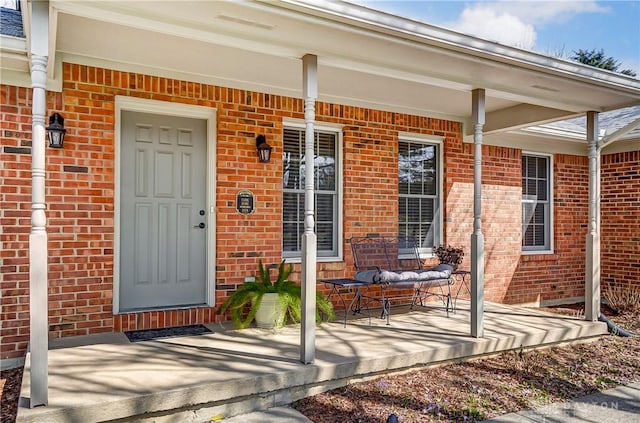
[321, 278, 371, 327]
[323, 235, 454, 325]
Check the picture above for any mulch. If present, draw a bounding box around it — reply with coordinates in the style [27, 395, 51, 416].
[0, 367, 22, 423]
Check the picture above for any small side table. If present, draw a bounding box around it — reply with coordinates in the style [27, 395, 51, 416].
[322, 279, 371, 327]
[452, 270, 471, 312]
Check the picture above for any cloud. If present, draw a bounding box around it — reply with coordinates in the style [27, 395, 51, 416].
[451, 6, 537, 49]
[448, 1, 610, 50]
[489, 0, 609, 25]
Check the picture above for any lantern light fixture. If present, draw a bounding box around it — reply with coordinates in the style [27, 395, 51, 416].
[46, 113, 66, 148]
[256, 134, 272, 163]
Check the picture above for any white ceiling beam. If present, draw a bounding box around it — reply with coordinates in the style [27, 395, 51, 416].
[466, 104, 580, 137]
[600, 117, 640, 149]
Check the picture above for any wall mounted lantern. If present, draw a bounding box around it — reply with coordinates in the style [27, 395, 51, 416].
[46, 113, 66, 148]
[256, 134, 272, 163]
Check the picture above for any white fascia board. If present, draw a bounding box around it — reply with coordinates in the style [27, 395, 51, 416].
[278, 0, 640, 95]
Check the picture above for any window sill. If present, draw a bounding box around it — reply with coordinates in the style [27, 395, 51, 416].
[284, 256, 342, 264]
[399, 253, 436, 260]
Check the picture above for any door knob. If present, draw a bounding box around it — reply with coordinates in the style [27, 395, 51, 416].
[193, 222, 205, 229]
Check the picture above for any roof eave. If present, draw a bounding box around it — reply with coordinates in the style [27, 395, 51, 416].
[276, 0, 640, 98]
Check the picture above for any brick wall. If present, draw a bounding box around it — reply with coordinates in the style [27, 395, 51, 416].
[0, 64, 462, 360]
[601, 151, 640, 290]
[2, 62, 636, 361]
[508, 154, 589, 305]
[445, 144, 523, 302]
[1, 86, 36, 360]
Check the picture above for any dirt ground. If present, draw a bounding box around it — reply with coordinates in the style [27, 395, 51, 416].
[0, 366, 21, 423]
[1, 304, 638, 423]
[292, 305, 640, 422]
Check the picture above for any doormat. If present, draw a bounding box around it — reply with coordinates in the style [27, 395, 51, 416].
[124, 324, 213, 343]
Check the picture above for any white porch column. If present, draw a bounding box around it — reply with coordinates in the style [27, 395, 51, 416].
[585, 111, 600, 321]
[300, 54, 317, 364]
[471, 89, 485, 338]
[28, 0, 50, 407]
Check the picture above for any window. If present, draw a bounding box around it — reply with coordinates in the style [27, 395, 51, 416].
[0, 0, 19, 10]
[522, 153, 552, 252]
[398, 138, 442, 254]
[282, 125, 340, 259]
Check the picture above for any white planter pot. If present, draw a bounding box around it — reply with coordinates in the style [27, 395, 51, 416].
[255, 293, 285, 329]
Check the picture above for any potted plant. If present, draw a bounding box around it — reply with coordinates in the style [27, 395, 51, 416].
[217, 259, 335, 329]
[434, 244, 464, 270]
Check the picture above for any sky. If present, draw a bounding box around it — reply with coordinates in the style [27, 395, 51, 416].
[354, 0, 640, 76]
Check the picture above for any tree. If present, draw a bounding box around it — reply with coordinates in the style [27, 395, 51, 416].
[571, 49, 637, 77]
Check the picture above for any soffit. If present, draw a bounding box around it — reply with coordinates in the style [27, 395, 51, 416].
[49, 0, 640, 130]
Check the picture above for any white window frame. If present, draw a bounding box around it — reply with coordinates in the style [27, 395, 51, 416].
[398, 133, 444, 258]
[282, 119, 343, 263]
[521, 151, 554, 255]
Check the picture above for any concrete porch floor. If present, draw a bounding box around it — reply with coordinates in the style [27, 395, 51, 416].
[17, 301, 608, 423]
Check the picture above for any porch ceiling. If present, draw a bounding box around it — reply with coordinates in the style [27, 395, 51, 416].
[44, 0, 640, 138]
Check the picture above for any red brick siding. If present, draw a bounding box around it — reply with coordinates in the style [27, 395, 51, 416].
[2, 62, 637, 361]
[0, 64, 461, 360]
[445, 144, 523, 302]
[508, 155, 589, 305]
[1, 86, 33, 359]
[601, 151, 640, 289]
[505, 154, 589, 303]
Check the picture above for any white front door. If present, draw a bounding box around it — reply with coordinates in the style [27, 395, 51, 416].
[119, 111, 207, 311]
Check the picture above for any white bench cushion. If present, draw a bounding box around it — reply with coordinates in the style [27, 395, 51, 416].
[355, 263, 453, 284]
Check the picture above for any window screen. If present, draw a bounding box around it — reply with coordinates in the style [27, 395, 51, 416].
[398, 140, 440, 252]
[283, 128, 338, 257]
[522, 154, 551, 251]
